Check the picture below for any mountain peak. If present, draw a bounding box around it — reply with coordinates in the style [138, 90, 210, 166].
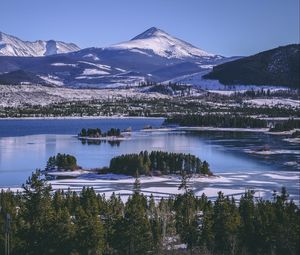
[131, 27, 166, 40]
[110, 27, 217, 59]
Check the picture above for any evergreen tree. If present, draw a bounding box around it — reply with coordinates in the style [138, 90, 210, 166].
[213, 192, 240, 255]
[74, 206, 104, 255]
[19, 170, 54, 255]
[113, 193, 153, 255]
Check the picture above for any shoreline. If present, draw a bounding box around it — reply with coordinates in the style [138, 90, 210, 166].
[0, 116, 165, 121]
[143, 126, 300, 135]
[142, 126, 270, 133]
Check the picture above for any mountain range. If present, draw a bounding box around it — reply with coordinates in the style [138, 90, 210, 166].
[0, 31, 80, 57]
[0, 28, 298, 89]
[0, 27, 229, 87]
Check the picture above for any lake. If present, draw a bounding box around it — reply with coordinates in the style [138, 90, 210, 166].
[0, 118, 299, 202]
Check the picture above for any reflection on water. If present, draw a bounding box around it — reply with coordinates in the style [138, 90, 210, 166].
[0, 130, 299, 187]
[80, 139, 121, 147]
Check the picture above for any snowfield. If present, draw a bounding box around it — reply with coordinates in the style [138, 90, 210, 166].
[81, 69, 110, 75]
[245, 98, 300, 107]
[51, 63, 77, 67]
[0, 84, 169, 107]
[2, 171, 298, 203]
[38, 75, 64, 86]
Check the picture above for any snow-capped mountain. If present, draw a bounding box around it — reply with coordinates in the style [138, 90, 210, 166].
[109, 27, 216, 59]
[0, 31, 80, 57]
[0, 27, 227, 87]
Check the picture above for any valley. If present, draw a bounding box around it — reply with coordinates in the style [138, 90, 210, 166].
[0, 84, 298, 119]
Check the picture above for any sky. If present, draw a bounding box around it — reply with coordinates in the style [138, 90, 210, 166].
[0, 0, 299, 56]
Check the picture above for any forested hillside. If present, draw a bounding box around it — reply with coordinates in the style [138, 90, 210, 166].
[204, 44, 300, 88]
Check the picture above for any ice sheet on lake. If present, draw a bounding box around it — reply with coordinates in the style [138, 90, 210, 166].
[2, 171, 299, 205]
[41, 171, 300, 203]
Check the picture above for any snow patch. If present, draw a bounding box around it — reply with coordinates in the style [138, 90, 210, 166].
[263, 173, 299, 180]
[245, 98, 300, 107]
[82, 69, 110, 75]
[51, 63, 77, 67]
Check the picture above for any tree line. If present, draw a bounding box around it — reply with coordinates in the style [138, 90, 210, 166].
[109, 151, 212, 176]
[164, 114, 268, 128]
[0, 170, 299, 255]
[269, 119, 300, 132]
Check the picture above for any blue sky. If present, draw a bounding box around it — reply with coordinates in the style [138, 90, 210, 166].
[1, 0, 299, 56]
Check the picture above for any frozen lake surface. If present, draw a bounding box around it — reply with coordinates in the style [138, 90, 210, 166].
[0, 118, 299, 202]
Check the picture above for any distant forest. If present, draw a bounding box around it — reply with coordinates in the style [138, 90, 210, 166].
[164, 114, 268, 128]
[270, 119, 300, 132]
[0, 171, 299, 255]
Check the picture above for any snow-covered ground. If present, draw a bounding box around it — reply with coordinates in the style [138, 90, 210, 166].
[0, 84, 169, 107]
[3, 171, 299, 204]
[38, 75, 64, 86]
[245, 98, 300, 107]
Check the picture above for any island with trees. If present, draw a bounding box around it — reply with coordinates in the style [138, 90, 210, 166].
[78, 127, 127, 141]
[109, 150, 212, 176]
[46, 153, 79, 171]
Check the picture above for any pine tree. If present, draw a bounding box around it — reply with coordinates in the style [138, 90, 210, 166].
[213, 192, 240, 255]
[112, 193, 153, 255]
[74, 206, 104, 255]
[133, 174, 141, 194]
[48, 207, 75, 255]
[178, 171, 191, 193]
[19, 170, 54, 255]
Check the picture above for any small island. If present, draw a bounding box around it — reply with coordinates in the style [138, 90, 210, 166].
[78, 127, 128, 141]
[46, 153, 79, 171]
[109, 151, 212, 176]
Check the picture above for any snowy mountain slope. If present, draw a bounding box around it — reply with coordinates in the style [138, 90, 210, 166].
[0, 31, 80, 57]
[109, 27, 218, 60]
[0, 27, 227, 87]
